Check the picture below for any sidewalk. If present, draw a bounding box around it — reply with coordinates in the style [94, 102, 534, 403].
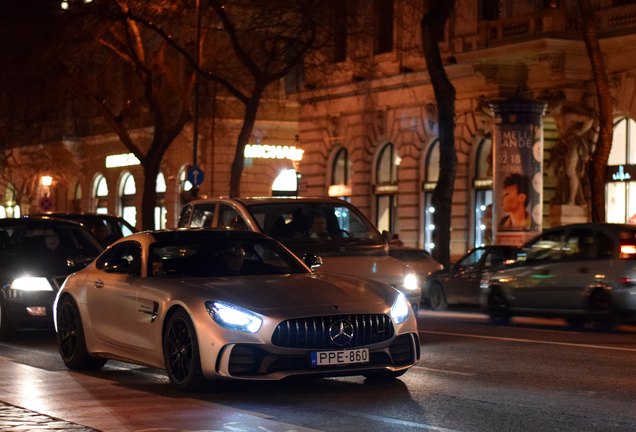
[0, 356, 320, 432]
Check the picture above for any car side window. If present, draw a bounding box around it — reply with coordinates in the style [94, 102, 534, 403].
[563, 228, 596, 260]
[178, 204, 193, 228]
[457, 248, 484, 270]
[218, 205, 248, 230]
[522, 230, 565, 263]
[190, 203, 216, 228]
[95, 241, 142, 276]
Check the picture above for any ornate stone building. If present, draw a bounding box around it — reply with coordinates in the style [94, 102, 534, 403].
[5, 0, 636, 259]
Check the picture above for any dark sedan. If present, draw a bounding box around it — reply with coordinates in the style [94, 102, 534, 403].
[424, 245, 518, 310]
[0, 218, 102, 339]
[30, 212, 136, 247]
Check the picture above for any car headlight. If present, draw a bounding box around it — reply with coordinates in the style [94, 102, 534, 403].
[390, 293, 410, 324]
[10, 276, 54, 292]
[206, 301, 262, 333]
[402, 273, 419, 291]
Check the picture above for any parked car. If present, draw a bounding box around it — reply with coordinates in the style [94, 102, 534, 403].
[424, 245, 519, 310]
[31, 212, 136, 246]
[388, 246, 442, 281]
[481, 223, 636, 329]
[54, 229, 420, 391]
[0, 218, 103, 339]
[178, 197, 422, 312]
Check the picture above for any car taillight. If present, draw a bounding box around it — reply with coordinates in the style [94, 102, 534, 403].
[619, 244, 636, 259]
[618, 276, 636, 286]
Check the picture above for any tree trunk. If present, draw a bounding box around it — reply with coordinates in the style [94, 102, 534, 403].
[230, 90, 263, 197]
[421, 0, 456, 268]
[578, 0, 613, 222]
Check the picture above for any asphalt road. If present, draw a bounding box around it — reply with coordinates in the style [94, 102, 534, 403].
[1, 309, 635, 432]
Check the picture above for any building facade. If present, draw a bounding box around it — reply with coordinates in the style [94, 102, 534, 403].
[5, 0, 636, 260]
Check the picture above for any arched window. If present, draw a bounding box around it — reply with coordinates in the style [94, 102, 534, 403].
[328, 147, 352, 201]
[606, 117, 636, 223]
[155, 171, 167, 229]
[93, 174, 109, 214]
[73, 182, 82, 212]
[422, 140, 439, 251]
[179, 166, 193, 208]
[375, 143, 398, 234]
[119, 172, 137, 227]
[474, 138, 493, 246]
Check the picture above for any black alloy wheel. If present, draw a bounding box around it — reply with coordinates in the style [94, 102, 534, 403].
[487, 288, 511, 325]
[163, 309, 206, 391]
[428, 282, 448, 311]
[587, 291, 619, 331]
[56, 296, 107, 370]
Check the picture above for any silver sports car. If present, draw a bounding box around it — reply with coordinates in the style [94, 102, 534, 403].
[54, 229, 420, 391]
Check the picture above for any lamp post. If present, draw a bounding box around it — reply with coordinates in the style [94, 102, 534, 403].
[191, 0, 202, 198]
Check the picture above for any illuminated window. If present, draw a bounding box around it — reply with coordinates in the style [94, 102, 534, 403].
[93, 174, 109, 214]
[474, 138, 493, 246]
[607, 117, 636, 223]
[155, 171, 167, 229]
[375, 143, 398, 234]
[329, 147, 352, 201]
[119, 172, 137, 227]
[423, 140, 439, 251]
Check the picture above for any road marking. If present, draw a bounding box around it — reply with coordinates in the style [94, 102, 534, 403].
[343, 410, 464, 432]
[420, 330, 636, 352]
[412, 365, 476, 376]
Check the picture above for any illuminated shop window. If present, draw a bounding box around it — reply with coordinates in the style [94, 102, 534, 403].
[93, 174, 109, 214]
[179, 167, 193, 208]
[375, 143, 398, 234]
[119, 172, 137, 227]
[423, 140, 439, 251]
[474, 138, 493, 246]
[1, 184, 20, 218]
[272, 169, 299, 196]
[155, 171, 167, 229]
[607, 117, 636, 223]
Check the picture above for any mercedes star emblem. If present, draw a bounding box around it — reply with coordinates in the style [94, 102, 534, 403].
[329, 319, 354, 346]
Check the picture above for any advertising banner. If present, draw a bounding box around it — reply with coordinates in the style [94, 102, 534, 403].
[490, 97, 546, 246]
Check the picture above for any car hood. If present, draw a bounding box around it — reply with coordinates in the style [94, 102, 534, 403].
[316, 255, 414, 287]
[178, 273, 396, 313]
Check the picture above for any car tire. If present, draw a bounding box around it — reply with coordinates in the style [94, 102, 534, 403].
[487, 288, 511, 325]
[364, 369, 408, 381]
[428, 282, 448, 311]
[0, 297, 16, 341]
[56, 296, 107, 370]
[163, 308, 206, 392]
[587, 290, 619, 331]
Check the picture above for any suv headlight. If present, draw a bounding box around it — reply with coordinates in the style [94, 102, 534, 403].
[206, 301, 262, 333]
[390, 293, 410, 324]
[402, 273, 419, 291]
[10, 276, 53, 292]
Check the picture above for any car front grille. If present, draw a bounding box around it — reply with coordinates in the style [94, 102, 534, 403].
[271, 314, 394, 349]
[228, 333, 418, 377]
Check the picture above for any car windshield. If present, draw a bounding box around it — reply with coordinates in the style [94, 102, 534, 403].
[0, 224, 102, 256]
[245, 202, 386, 255]
[149, 236, 310, 277]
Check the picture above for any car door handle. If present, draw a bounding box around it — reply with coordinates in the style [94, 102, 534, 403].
[94, 279, 104, 288]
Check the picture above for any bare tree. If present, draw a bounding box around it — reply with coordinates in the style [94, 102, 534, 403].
[421, 0, 456, 268]
[578, 0, 613, 222]
[127, 0, 329, 197]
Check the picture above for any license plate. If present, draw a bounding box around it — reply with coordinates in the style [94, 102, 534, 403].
[311, 348, 370, 367]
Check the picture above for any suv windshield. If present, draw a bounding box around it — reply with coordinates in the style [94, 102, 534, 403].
[245, 202, 385, 255]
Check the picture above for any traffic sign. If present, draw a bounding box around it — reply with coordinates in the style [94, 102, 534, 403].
[187, 165, 204, 186]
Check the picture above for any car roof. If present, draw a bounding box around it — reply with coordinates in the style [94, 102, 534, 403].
[187, 196, 349, 206]
[139, 228, 274, 242]
[0, 217, 85, 228]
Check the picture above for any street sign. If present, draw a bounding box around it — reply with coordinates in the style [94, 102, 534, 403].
[39, 196, 53, 211]
[187, 165, 204, 186]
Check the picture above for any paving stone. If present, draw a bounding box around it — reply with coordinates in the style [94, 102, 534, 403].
[0, 401, 99, 432]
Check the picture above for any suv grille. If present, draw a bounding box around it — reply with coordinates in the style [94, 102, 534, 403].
[272, 314, 394, 349]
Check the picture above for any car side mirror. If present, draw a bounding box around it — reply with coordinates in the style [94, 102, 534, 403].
[302, 253, 323, 271]
[104, 258, 132, 274]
